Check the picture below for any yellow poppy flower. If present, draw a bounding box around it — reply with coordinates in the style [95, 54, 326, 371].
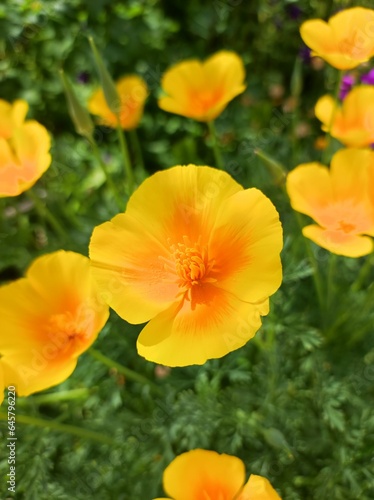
[300, 7, 374, 70]
[89, 165, 282, 367]
[153, 449, 281, 500]
[286, 149, 374, 257]
[88, 75, 148, 129]
[315, 86, 374, 148]
[0, 99, 51, 197]
[0, 251, 109, 402]
[158, 51, 246, 121]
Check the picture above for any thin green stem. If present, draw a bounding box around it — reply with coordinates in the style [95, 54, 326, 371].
[17, 388, 92, 406]
[321, 70, 343, 165]
[207, 120, 224, 170]
[89, 137, 124, 210]
[254, 149, 287, 186]
[351, 251, 374, 292]
[130, 129, 145, 172]
[89, 348, 161, 394]
[0, 411, 115, 446]
[326, 253, 337, 313]
[294, 212, 325, 312]
[116, 126, 134, 193]
[27, 189, 67, 240]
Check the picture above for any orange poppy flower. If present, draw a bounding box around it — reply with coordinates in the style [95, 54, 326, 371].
[286, 148, 374, 257]
[153, 449, 281, 500]
[0, 251, 109, 403]
[88, 75, 148, 129]
[158, 51, 246, 122]
[89, 165, 282, 367]
[0, 99, 51, 197]
[300, 7, 374, 70]
[315, 86, 374, 148]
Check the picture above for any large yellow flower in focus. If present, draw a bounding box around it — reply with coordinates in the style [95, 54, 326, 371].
[89, 165, 282, 367]
[287, 149, 374, 257]
[153, 449, 282, 500]
[158, 51, 246, 122]
[0, 99, 51, 197]
[0, 251, 109, 403]
[300, 7, 374, 70]
[88, 75, 148, 129]
[315, 86, 374, 148]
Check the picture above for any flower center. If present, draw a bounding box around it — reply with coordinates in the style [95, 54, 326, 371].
[161, 235, 217, 296]
[46, 312, 88, 356]
[338, 220, 355, 233]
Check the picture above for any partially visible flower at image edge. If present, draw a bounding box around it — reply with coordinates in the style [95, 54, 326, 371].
[0, 99, 51, 197]
[315, 86, 374, 148]
[153, 449, 282, 500]
[300, 7, 374, 70]
[89, 165, 283, 367]
[286, 148, 374, 257]
[0, 251, 109, 404]
[158, 50, 246, 122]
[88, 75, 148, 129]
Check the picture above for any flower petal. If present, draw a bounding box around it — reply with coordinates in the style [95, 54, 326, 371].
[161, 449, 245, 500]
[330, 148, 374, 202]
[210, 188, 283, 303]
[315, 95, 337, 130]
[238, 474, 281, 500]
[90, 214, 180, 324]
[286, 163, 333, 220]
[137, 284, 269, 367]
[300, 20, 335, 59]
[303, 224, 373, 257]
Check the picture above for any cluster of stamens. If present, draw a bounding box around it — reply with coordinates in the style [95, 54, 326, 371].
[160, 236, 217, 301]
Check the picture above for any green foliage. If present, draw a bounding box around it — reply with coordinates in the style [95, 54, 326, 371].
[1, 0, 374, 499]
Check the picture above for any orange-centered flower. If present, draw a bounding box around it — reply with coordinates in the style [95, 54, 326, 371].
[300, 7, 374, 70]
[153, 449, 282, 500]
[0, 251, 109, 404]
[89, 165, 282, 367]
[287, 148, 374, 257]
[158, 51, 246, 122]
[0, 99, 51, 197]
[315, 86, 374, 148]
[88, 75, 148, 129]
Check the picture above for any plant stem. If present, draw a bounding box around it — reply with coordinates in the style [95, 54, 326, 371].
[116, 126, 134, 193]
[89, 348, 161, 394]
[326, 253, 337, 313]
[89, 137, 124, 210]
[207, 120, 224, 170]
[254, 149, 287, 186]
[130, 129, 145, 172]
[294, 212, 325, 313]
[321, 70, 343, 165]
[27, 189, 67, 240]
[0, 411, 115, 446]
[17, 388, 91, 406]
[351, 251, 374, 292]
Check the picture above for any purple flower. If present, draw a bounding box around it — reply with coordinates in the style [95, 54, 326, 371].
[339, 74, 355, 100]
[287, 4, 302, 20]
[77, 71, 90, 84]
[361, 69, 374, 86]
[299, 45, 311, 64]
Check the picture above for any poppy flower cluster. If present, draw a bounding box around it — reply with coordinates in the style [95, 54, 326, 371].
[0, 99, 51, 197]
[154, 449, 281, 500]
